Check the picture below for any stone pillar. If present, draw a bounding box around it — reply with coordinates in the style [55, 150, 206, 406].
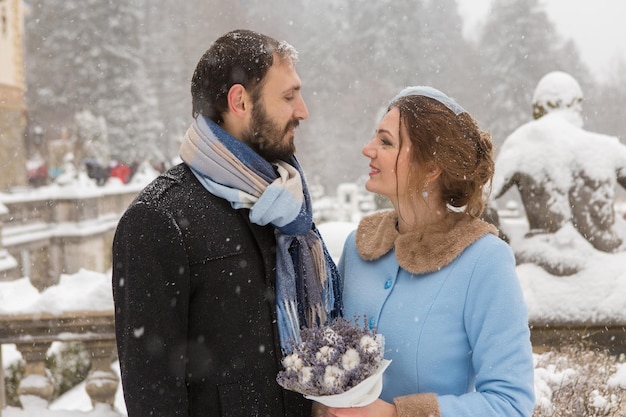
[14, 341, 54, 403]
[83, 339, 119, 407]
[0, 202, 19, 280]
[0, 346, 5, 413]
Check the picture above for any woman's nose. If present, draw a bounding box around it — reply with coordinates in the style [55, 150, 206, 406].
[362, 140, 375, 158]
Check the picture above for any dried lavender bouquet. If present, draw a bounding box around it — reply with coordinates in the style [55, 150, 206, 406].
[277, 317, 391, 408]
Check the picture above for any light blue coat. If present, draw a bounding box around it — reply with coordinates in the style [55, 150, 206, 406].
[340, 230, 535, 417]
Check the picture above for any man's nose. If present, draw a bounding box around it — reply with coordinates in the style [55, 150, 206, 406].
[294, 96, 309, 120]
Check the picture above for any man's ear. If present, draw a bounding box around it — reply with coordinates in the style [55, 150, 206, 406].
[226, 84, 250, 119]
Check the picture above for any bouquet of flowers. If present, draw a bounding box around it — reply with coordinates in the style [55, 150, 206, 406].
[277, 317, 391, 408]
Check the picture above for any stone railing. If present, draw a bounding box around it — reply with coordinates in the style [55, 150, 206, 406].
[530, 320, 626, 355]
[0, 184, 140, 289]
[0, 310, 121, 413]
[0, 182, 147, 415]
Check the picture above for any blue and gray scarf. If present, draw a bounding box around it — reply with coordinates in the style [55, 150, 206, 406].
[180, 116, 341, 348]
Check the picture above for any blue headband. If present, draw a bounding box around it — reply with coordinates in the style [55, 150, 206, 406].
[390, 86, 466, 116]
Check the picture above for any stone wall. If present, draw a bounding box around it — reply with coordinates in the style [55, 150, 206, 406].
[0, 0, 29, 191]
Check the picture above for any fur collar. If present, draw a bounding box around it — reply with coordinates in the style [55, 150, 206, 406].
[355, 210, 499, 274]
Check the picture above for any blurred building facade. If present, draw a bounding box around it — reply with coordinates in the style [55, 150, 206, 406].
[0, 0, 28, 191]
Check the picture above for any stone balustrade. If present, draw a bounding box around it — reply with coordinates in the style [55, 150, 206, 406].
[0, 183, 144, 415]
[0, 184, 140, 289]
[0, 310, 119, 412]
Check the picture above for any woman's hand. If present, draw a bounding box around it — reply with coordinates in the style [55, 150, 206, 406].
[325, 399, 397, 417]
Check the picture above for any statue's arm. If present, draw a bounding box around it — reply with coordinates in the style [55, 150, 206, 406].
[492, 173, 516, 199]
[492, 141, 520, 200]
[617, 169, 626, 190]
[615, 141, 626, 189]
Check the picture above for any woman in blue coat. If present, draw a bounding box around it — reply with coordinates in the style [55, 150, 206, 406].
[324, 87, 535, 417]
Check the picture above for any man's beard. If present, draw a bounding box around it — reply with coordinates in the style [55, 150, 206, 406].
[241, 101, 298, 161]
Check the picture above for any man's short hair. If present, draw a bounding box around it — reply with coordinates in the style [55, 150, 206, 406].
[191, 29, 298, 124]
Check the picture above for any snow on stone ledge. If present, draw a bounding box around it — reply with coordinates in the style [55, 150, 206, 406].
[0, 269, 113, 315]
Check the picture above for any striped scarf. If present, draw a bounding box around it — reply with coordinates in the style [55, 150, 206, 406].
[179, 116, 341, 348]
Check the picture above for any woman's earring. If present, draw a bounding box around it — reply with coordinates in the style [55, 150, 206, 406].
[422, 183, 429, 198]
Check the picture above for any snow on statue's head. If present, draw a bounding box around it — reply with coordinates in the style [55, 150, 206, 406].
[532, 71, 583, 125]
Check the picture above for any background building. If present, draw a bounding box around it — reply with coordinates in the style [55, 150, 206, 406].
[0, 0, 27, 191]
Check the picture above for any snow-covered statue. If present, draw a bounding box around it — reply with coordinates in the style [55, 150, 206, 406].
[492, 71, 626, 275]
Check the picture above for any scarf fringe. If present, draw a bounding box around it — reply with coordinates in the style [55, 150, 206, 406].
[281, 299, 302, 344]
[306, 303, 327, 330]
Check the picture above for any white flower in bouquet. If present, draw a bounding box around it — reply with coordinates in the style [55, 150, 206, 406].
[283, 353, 304, 372]
[324, 365, 345, 390]
[299, 366, 313, 385]
[276, 317, 390, 406]
[359, 335, 380, 355]
[316, 346, 336, 364]
[341, 348, 360, 371]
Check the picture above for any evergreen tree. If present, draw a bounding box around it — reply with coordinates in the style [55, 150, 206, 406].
[244, 0, 375, 186]
[142, 0, 246, 161]
[25, 0, 162, 164]
[586, 59, 626, 143]
[419, 0, 484, 118]
[74, 109, 109, 166]
[477, 0, 587, 145]
[244, 0, 479, 189]
[23, 0, 618, 195]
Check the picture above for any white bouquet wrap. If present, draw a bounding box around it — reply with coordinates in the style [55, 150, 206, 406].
[304, 358, 391, 407]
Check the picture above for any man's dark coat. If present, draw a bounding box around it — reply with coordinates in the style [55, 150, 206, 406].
[113, 163, 310, 417]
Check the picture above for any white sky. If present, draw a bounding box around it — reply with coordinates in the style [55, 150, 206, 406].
[456, 0, 626, 81]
